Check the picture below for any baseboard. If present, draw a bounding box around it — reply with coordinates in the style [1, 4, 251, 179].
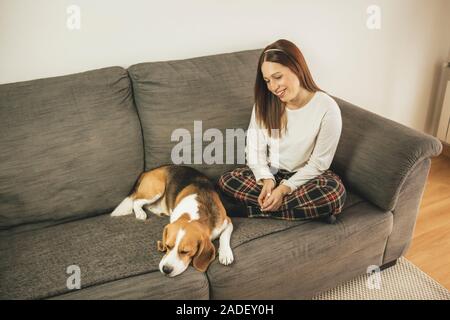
[442, 142, 450, 158]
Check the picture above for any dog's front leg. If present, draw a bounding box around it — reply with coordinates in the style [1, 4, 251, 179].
[218, 220, 234, 265]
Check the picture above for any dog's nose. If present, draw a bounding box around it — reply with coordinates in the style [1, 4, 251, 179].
[162, 265, 173, 275]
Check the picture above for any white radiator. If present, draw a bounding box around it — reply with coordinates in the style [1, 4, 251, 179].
[437, 64, 450, 144]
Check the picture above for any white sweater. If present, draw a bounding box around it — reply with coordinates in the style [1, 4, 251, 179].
[245, 91, 342, 193]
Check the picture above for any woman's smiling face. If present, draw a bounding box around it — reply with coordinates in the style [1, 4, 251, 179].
[261, 61, 300, 103]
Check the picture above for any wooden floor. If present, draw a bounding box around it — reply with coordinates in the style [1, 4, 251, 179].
[404, 152, 450, 290]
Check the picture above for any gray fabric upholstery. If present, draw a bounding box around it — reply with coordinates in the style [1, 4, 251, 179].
[0, 213, 166, 299]
[128, 49, 261, 180]
[51, 269, 210, 300]
[331, 97, 442, 212]
[382, 159, 431, 264]
[0, 67, 144, 230]
[0, 190, 363, 300]
[207, 200, 393, 299]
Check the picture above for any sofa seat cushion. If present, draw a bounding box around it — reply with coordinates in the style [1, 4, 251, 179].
[0, 189, 365, 299]
[207, 199, 393, 299]
[51, 268, 209, 300]
[0, 212, 209, 299]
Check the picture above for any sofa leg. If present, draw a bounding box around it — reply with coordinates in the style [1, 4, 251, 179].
[380, 259, 398, 271]
[323, 214, 337, 224]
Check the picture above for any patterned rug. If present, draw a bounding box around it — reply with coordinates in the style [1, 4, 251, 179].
[313, 257, 450, 300]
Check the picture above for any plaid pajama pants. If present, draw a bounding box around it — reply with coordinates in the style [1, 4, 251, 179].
[217, 166, 347, 220]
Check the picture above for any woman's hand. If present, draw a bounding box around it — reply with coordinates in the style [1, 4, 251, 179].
[258, 179, 275, 208]
[261, 185, 291, 212]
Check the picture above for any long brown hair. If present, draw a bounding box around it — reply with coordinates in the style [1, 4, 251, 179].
[254, 39, 322, 137]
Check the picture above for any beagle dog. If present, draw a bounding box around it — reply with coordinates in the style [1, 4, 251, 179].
[110, 165, 234, 277]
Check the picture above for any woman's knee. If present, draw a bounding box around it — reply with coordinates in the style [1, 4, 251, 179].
[217, 168, 246, 194]
[287, 176, 346, 215]
[217, 167, 261, 201]
[219, 167, 251, 183]
[323, 178, 347, 214]
[218, 171, 231, 188]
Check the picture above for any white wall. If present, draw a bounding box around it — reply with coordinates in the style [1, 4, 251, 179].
[1, 0, 449, 134]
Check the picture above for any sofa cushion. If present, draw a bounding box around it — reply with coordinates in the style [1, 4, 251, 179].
[128, 49, 262, 180]
[0, 67, 144, 230]
[51, 268, 209, 300]
[0, 212, 176, 299]
[0, 189, 363, 299]
[207, 200, 393, 299]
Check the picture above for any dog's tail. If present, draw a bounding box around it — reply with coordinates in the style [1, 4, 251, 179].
[110, 197, 134, 217]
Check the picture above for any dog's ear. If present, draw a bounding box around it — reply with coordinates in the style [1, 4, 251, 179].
[192, 237, 215, 272]
[157, 226, 168, 252]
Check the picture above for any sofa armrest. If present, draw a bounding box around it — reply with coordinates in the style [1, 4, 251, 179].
[381, 158, 431, 263]
[331, 97, 442, 212]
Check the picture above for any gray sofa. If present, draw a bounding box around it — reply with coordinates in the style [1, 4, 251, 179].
[0, 49, 442, 300]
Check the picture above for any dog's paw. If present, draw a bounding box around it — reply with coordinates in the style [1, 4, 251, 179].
[218, 247, 234, 265]
[135, 211, 147, 221]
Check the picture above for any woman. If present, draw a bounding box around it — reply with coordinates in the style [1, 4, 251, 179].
[218, 39, 346, 221]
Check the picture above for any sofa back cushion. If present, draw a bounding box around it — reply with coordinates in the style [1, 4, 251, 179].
[0, 67, 144, 230]
[128, 49, 261, 180]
